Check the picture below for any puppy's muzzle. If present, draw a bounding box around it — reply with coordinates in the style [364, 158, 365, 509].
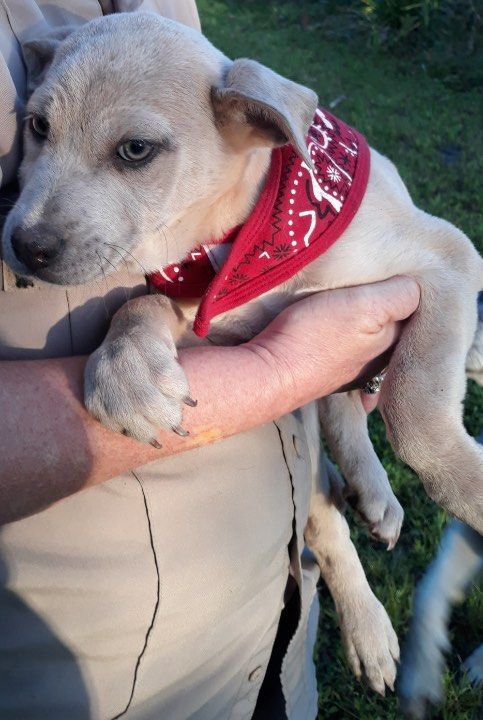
[11, 224, 63, 272]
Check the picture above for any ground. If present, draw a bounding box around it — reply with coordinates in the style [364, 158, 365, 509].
[197, 2, 482, 718]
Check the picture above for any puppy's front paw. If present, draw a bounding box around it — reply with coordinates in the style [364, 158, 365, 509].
[85, 326, 193, 445]
[349, 486, 404, 550]
[339, 590, 399, 695]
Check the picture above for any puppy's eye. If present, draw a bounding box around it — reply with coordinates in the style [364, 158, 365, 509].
[117, 139, 155, 163]
[30, 115, 49, 139]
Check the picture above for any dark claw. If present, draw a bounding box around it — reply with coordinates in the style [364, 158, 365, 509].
[150, 439, 162, 449]
[183, 396, 198, 407]
[172, 425, 189, 437]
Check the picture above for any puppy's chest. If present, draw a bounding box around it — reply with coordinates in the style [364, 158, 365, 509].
[176, 280, 314, 345]
[150, 107, 370, 341]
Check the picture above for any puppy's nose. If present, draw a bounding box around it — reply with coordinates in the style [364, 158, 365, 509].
[11, 225, 63, 272]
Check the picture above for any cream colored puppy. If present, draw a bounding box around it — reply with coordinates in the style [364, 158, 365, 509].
[2, 13, 482, 694]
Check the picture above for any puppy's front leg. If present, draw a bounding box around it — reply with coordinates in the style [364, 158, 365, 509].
[319, 392, 404, 549]
[85, 294, 194, 445]
[306, 458, 400, 695]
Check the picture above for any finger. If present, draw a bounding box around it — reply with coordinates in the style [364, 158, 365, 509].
[348, 276, 421, 335]
[376, 275, 421, 321]
[360, 319, 402, 361]
[360, 390, 380, 414]
[337, 347, 392, 395]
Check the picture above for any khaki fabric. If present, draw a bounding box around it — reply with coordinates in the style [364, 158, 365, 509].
[0, 3, 320, 719]
[0, 415, 319, 720]
[0, 0, 201, 189]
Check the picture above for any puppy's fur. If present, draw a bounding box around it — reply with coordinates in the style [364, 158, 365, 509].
[399, 321, 483, 717]
[3, 13, 482, 694]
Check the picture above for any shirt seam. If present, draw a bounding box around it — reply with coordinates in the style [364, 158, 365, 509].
[273, 420, 300, 720]
[110, 471, 161, 720]
[0, 2, 18, 44]
[227, 420, 295, 720]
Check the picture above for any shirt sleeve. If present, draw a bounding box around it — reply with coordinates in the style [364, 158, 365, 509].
[0, 0, 105, 189]
[103, 1, 201, 31]
[0, 6, 26, 188]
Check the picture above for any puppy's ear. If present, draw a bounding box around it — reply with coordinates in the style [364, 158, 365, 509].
[211, 59, 317, 165]
[22, 26, 71, 93]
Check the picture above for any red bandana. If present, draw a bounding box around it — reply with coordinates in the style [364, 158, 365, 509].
[149, 108, 370, 337]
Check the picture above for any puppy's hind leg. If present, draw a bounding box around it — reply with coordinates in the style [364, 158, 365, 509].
[398, 520, 483, 719]
[319, 392, 404, 549]
[380, 244, 483, 532]
[306, 455, 399, 695]
[466, 291, 483, 386]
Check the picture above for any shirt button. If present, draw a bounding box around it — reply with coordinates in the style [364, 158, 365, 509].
[248, 666, 263, 682]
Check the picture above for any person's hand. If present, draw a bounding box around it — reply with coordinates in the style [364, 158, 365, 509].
[247, 276, 420, 410]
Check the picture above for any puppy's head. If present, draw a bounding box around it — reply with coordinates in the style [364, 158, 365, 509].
[2, 13, 317, 285]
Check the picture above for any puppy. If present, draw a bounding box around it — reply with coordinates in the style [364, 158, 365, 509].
[2, 13, 482, 692]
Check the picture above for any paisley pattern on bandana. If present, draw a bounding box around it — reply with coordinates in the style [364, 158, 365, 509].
[149, 107, 370, 337]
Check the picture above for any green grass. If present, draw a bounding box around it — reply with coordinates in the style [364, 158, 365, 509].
[198, 2, 483, 718]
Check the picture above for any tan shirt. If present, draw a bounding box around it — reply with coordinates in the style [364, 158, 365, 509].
[0, 3, 320, 719]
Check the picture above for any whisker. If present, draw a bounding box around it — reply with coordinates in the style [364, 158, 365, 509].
[95, 251, 109, 290]
[102, 243, 135, 305]
[154, 220, 178, 266]
[152, 221, 169, 265]
[98, 250, 120, 277]
[160, 226, 170, 265]
[96, 251, 131, 302]
[95, 254, 112, 321]
[104, 242, 131, 274]
[105, 241, 148, 275]
[97, 249, 131, 308]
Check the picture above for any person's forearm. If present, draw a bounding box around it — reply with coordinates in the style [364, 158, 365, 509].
[0, 344, 316, 524]
[0, 278, 420, 524]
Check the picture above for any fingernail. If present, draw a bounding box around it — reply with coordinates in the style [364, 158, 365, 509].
[150, 439, 162, 449]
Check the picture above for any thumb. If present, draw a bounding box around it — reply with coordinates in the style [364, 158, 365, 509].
[348, 276, 421, 335]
